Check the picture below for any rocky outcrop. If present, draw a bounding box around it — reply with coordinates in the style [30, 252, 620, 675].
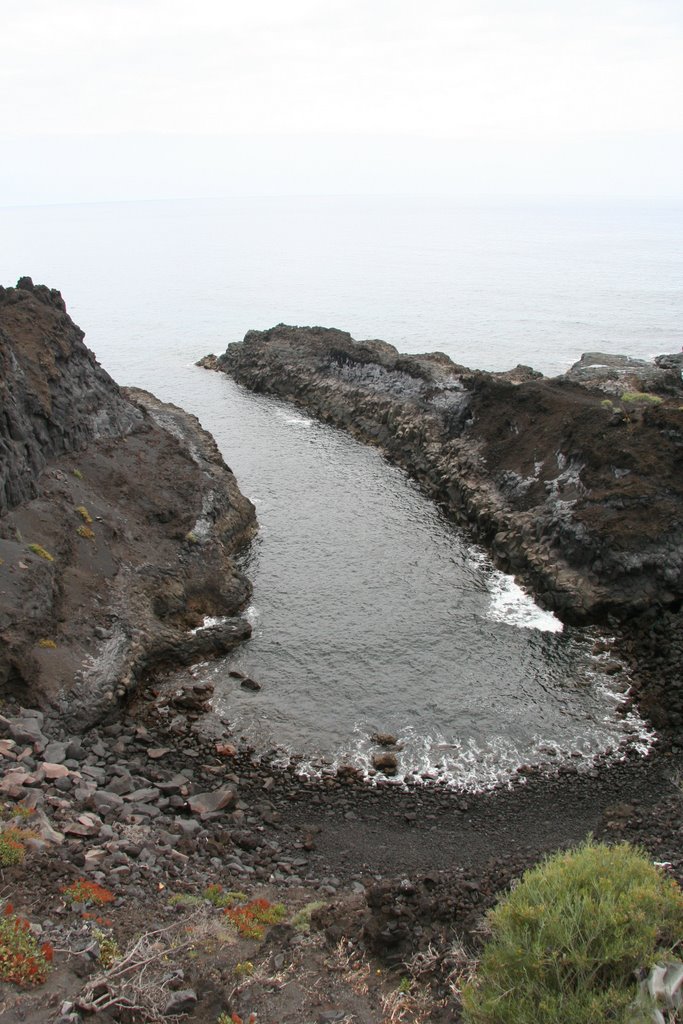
[201, 326, 683, 624]
[0, 281, 257, 727]
[0, 278, 141, 515]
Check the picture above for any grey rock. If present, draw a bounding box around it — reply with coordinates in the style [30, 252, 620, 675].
[123, 787, 161, 803]
[240, 676, 261, 691]
[174, 818, 202, 836]
[43, 740, 68, 763]
[163, 989, 197, 1016]
[8, 717, 47, 749]
[128, 803, 162, 818]
[91, 791, 125, 812]
[157, 774, 191, 795]
[65, 739, 85, 760]
[105, 773, 134, 795]
[18, 707, 44, 727]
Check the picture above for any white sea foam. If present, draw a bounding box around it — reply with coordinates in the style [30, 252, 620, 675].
[277, 718, 654, 792]
[277, 411, 313, 427]
[189, 615, 229, 634]
[486, 569, 564, 633]
[244, 604, 261, 627]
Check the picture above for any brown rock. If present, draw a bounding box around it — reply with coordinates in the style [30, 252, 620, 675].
[187, 786, 237, 816]
[371, 732, 398, 747]
[372, 752, 398, 775]
[42, 762, 70, 779]
[215, 742, 238, 757]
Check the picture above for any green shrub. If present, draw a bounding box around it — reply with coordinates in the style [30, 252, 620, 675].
[461, 840, 683, 1024]
[291, 900, 326, 933]
[92, 928, 121, 968]
[202, 884, 246, 908]
[168, 892, 202, 908]
[27, 544, 53, 562]
[621, 391, 663, 405]
[224, 898, 286, 940]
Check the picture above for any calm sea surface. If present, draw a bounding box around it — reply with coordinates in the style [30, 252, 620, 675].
[3, 196, 680, 786]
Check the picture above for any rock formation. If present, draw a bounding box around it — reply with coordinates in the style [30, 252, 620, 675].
[201, 325, 683, 624]
[0, 280, 257, 727]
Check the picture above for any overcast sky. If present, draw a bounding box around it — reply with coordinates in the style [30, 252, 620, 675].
[2, 0, 682, 204]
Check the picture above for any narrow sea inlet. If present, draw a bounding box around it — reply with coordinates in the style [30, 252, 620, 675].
[165, 367, 651, 789]
[2, 194, 674, 787]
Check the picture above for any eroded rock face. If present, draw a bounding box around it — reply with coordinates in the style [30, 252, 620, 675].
[0, 278, 142, 514]
[201, 325, 683, 623]
[0, 281, 257, 726]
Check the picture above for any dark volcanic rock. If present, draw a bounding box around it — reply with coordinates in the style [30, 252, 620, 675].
[0, 280, 257, 725]
[0, 278, 141, 514]
[201, 325, 683, 624]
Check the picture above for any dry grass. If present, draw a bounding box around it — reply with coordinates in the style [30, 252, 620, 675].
[76, 910, 217, 1022]
[326, 938, 372, 996]
[381, 984, 443, 1024]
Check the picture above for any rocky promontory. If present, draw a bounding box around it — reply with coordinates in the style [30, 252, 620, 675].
[201, 326, 683, 625]
[0, 279, 257, 728]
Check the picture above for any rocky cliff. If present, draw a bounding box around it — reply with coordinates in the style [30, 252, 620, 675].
[0, 278, 141, 515]
[0, 280, 257, 727]
[201, 326, 683, 624]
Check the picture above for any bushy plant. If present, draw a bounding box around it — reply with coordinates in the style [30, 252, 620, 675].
[0, 831, 25, 866]
[61, 879, 115, 907]
[290, 900, 326, 933]
[0, 904, 53, 985]
[92, 927, 121, 968]
[75, 505, 93, 523]
[461, 840, 683, 1024]
[203, 884, 246, 909]
[224, 898, 286, 940]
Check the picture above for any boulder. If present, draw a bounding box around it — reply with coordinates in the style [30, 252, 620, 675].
[372, 752, 398, 776]
[187, 785, 237, 816]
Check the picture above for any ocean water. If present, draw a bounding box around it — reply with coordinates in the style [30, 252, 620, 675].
[3, 195, 679, 786]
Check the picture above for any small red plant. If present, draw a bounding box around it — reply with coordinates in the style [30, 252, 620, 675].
[61, 879, 115, 907]
[224, 898, 285, 940]
[0, 832, 25, 867]
[82, 912, 113, 925]
[0, 906, 52, 986]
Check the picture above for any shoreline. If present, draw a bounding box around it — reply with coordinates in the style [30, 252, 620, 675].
[2, 680, 682, 1021]
[201, 328, 683, 625]
[2, 284, 682, 1021]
